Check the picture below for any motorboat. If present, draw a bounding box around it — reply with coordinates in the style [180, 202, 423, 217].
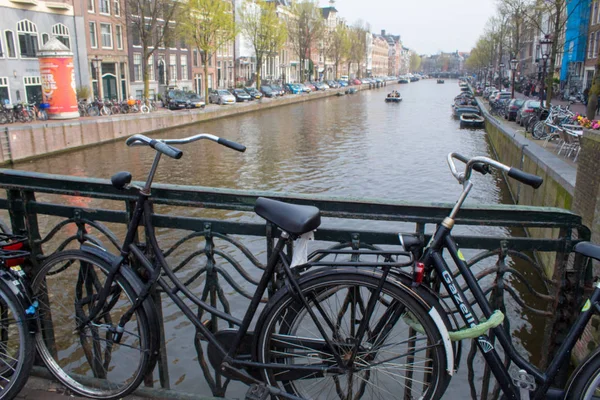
[437, 79, 445, 84]
[385, 92, 402, 102]
[460, 113, 485, 128]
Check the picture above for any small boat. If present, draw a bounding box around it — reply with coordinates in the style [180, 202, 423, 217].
[453, 105, 480, 118]
[398, 77, 410, 84]
[385, 92, 402, 102]
[460, 113, 485, 128]
[437, 79, 445, 84]
[336, 91, 346, 96]
[346, 88, 358, 94]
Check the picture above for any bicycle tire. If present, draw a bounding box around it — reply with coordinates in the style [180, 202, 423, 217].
[565, 347, 600, 399]
[140, 105, 149, 114]
[32, 250, 152, 399]
[0, 279, 35, 399]
[532, 121, 547, 139]
[256, 270, 450, 400]
[100, 107, 109, 116]
[88, 107, 100, 117]
[111, 106, 120, 115]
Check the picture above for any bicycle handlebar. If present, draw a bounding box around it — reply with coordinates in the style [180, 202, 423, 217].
[447, 153, 543, 189]
[125, 134, 246, 159]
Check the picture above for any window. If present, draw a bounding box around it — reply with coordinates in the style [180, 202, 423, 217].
[131, 26, 141, 46]
[115, 25, 123, 50]
[0, 77, 9, 104]
[4, 31, 15, 58]
[596, 31, 600, 58]
[89, 22, 97, 48]
[169, 54, 177, 81]
[147, 55, 154, 81]
[180, 38, 186, 49]
[41, 33, 49, 45]
[52, 24, 70, 49]
[88, 0, 94, 12]
[193, 50, 198, 67]
[589, 35, 594, 59]
[99, 0, 110, 14]
[100, 23, 112, 48]
[114, 0, 120, 16]
[133, 53, 142, 81]
[180, 55, 188, 80]
[23, 76, 42, 103]
[595, 2, 599, 25]
[17, 20, 39, 58]
[0, 35, 3, 58]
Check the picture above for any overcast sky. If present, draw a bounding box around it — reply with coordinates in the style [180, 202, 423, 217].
[319, 0, 497, 55]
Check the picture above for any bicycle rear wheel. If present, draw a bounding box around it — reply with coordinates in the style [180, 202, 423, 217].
[566, 347, 600, 399]
[532, 121, 547, 139]
[0, 279, 34, 399]
[32, 250, 152, 399]
[256, 271, 450, 400]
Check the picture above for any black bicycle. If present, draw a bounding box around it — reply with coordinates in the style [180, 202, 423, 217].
[32, 133, 455, 400]
[392, 153, 600, 400]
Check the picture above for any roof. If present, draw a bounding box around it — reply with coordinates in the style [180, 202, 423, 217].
[321, 6, 337, 19]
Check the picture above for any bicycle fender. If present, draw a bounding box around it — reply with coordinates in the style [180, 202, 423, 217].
[256, 267, 455, 376]
[80, 244, 162, 370]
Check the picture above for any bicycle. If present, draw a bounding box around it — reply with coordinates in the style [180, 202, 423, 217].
[32, 133, 451, 400]
[392, 153, 600, 399]
[0, 232, 37, 400]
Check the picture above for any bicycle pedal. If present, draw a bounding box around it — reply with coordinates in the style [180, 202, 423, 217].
[245, 384, 269, 400]
[511, 368, 535, 400]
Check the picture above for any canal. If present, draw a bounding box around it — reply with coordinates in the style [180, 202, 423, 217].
[13, 80, 547, 398]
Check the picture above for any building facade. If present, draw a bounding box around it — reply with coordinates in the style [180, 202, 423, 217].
[371, 34, 388, 77]
[584, 0, 600, 89]
[0, 0, 88, 104]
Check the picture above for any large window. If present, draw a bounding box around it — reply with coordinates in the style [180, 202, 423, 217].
[17, 20, 39, 58]
[4, 31, 15, 58]
[147, 55, 154, 81]
[115, 25, 123, 50]
[133, 53, 142, 81]
[52, 24, 70, 49]
[193, 50, 198, 67]
[99, 0, 110, 14]
[114, 0, 120, 16]
[169, 54, 177, 81]
[88, 0, 94, 11]
[180, 55, 188, 80]
[100, 23, 112, 49]
[89, 22, 97, 48]
[0, 35, 3, 58]
[23, 76, 42, 103]
[0, 77, 9, 104]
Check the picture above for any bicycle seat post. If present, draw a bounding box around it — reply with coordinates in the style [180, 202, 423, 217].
[143, 151, 162, 195]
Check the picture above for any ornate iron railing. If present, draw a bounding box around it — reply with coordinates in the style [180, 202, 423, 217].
[0, 168, 591, 399]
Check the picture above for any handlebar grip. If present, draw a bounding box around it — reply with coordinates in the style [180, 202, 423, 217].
[472, 162, 490, 175]
[508, 168, 543, 189]
[151, 140, 183, 159]
[217, 137, 246, 152]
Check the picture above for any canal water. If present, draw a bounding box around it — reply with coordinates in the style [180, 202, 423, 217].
[13, 80, 548, 398]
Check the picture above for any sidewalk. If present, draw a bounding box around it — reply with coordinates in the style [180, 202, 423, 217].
[17, 376, 150, 399]
[511, 91, 587, 115]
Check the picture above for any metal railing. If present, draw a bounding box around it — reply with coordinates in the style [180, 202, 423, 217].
[0, 168, 591, 399]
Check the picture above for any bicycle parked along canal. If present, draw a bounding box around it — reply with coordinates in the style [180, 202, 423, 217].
[29, 133, 600, 400]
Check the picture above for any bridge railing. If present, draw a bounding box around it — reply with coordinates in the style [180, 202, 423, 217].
[0, 168, 591, 399]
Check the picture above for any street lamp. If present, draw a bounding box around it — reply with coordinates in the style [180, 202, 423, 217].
[92, 55, 102, 100]
[510, 58, 518, 99]
[539, 34, 553, 107]
[499, 62, 505, 88]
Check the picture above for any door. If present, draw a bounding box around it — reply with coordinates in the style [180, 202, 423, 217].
[102, 74, 117, 100]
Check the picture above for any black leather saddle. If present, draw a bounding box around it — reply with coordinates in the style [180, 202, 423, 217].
[574, 242, 600, 262]
[254, 197, 320, 235]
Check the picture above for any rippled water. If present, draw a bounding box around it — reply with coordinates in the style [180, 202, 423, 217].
[12, 80, 548, 398]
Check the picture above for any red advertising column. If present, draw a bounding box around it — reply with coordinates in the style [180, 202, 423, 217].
[37, 37, 79, 119]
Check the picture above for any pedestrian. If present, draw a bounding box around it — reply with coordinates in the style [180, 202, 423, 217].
[583, 87, 589, 106]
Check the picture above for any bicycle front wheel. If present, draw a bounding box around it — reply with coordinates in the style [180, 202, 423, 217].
[0, 279, 35, 399]
[32, 250, 152, 399]
[566, 347, 600, 399]
[256, 271, 450, 400]
[532, 121, 547, 139]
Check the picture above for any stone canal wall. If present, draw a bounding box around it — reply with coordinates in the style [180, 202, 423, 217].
[0, 85, 383, 164]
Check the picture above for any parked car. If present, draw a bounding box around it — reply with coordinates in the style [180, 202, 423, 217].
[492, 91, 512, 105]
[311, 81, 327, 91]
[260, 86, 275, 98]
[327, 80, 340, 88]
[186, 93, 205, 109]
[351, 78, 362, 85]
[297, 83, 311, 93]
[167, 92, 189, 110]
[232, 89, 252, 102]
[209, 89, 236, 105]
[303, 82, 317, 91]
[244, 87, 262, 100]
[488, 90, 500, 102]
[338, 80, 349, 87]
[516, 100, 541, 126]
[270, 84, 285, 96]
[504, 99, 525, 121]
[285, 83, 303, 94]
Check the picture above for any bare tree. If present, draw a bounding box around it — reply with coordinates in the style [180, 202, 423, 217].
[287, 0, 324, 82]
[326, 23, 350, 80]
[127, 0, 181, 98]
[181, 0, 236, 101]
[239, 0, 287, 89]
[348, 21, 369, 78]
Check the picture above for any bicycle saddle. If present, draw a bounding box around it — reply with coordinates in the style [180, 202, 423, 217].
[574, 242, 600, 262]
[254, 197, 320, 236]
[111, 171, 132, 190]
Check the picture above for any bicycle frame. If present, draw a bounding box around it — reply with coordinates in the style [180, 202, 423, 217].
[422, 196, 600, 400]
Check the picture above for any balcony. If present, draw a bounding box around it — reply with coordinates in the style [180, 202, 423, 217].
[45, 1, 72, 9]
[9, 0, 39, 6]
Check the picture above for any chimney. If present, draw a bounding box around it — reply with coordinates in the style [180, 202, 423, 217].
[381, 30, 386, 36]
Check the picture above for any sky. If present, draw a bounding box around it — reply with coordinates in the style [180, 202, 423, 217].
[318, 0, 497, 55]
